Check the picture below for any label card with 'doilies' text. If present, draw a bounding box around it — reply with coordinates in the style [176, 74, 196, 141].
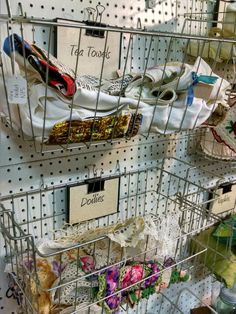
[67, 177, 120, 224]
[6, 76, 27, 105]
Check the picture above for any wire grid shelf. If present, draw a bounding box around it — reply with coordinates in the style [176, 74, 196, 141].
[0, 1, 235, 313]
[0, 158, 225, 314]
[174, 286, 218, 313]
[0, 0, 234, 154]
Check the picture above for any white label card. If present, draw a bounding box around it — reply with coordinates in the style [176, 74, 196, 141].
[68, 177, 120, 224]
[6, 76, 27, 105]
[210, 184, 236, 215]
[56, 19, 121, 79]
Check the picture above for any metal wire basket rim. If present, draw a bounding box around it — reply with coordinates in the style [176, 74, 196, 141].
[1, 15, 236, 44]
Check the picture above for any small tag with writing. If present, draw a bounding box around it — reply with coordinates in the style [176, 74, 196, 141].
[209, 184, 236, 215]
[68, 177, 120, 224]
[6, 76, 27, 104]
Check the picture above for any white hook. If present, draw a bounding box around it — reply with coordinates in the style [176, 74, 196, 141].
[94, 167, 104, 177]
[86, 7, 96, 22]
[95, 4, 105, 24]
[40, 176, 47, 190]
[86, 164, 96, 179]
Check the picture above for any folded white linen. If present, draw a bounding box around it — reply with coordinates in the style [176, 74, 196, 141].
[125, 57, 229, 105]
[1, 57, 230, 140]
[69, 86, 149, 111]
[0, 81, 222, 139]
[138, 94, 216, 134]
[2, 82, 149, 140]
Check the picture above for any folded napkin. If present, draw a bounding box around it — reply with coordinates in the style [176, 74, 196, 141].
[3, 33, 76, 97]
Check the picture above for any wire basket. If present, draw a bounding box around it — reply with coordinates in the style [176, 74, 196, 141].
[0, 0, 234, 153]
[0, 158, 224, 313]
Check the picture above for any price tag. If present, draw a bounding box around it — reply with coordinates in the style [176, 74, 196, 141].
[6, 76, 27, 105]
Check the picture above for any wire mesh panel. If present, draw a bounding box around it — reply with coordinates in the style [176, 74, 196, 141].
[0, 158, 223, 314]
[0, 0, 236, 313]
[0, 1, 234, 153]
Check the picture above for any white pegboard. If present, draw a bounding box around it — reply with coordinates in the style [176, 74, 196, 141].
[0, 0, 236, 313]
[2, 0, 178, 28]
[0, 121, 180, 196]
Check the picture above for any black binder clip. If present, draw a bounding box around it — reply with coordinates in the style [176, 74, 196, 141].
[85, 4, 106, 38]
[87, 178, 105, 194]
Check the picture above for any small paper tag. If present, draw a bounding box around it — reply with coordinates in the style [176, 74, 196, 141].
[193, 82, 214, 101]
[6, 76, 27, 104]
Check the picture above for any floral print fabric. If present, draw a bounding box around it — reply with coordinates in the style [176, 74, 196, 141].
[97, 261, 163, 312]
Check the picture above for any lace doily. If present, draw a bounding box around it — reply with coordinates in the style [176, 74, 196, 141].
[51, 261, 98, 305]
